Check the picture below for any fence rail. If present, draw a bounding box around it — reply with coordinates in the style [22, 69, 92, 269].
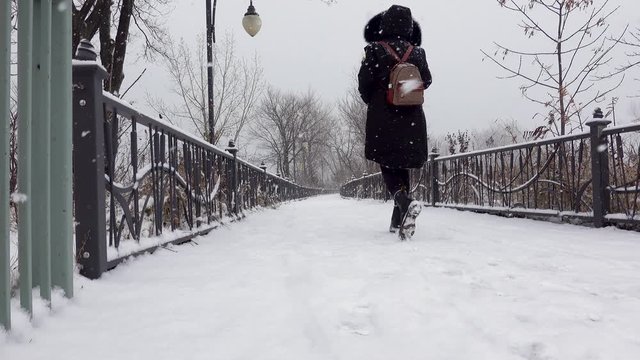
[1, 0, 10, 331]
[341, 110, 640, 231]
[72, 41, 323, 280]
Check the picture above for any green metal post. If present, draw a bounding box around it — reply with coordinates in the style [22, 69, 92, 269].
[50, 0, 74, 298]
[32, 0, 52, 302]
[35, 0, 53, 301]
[18, 0, 34, 314]
[1, 0, 12, 330]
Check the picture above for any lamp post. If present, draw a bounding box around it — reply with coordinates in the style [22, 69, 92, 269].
[259, 161, 267, 197]
[301, 139, 308, 182]
[206, 0, 262, 144]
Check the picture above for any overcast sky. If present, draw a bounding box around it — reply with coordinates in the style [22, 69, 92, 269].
[128, 0, 640, 136]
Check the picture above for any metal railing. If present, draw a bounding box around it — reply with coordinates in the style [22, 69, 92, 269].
[1, 0, 9, 332]
[341, 110, 640, 231]
[1, 0, 74, 331]
[72, 41, 323, 280]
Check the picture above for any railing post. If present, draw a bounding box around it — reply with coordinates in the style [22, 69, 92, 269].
[72, 40, 109, 279]
[50, 0, 74, 298]
[259, 162, 267, 205]
[586, 108, 611, 228]
[429, 150, 440, 207]
[226, 140, 239, 214]
[32, 0, 53, 302]
[17, 0, 34, 315]
[1, 0, 11, 330]
[362, 171, 368, 198]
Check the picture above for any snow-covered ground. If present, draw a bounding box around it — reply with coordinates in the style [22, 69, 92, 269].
[2, 195, 640, 359]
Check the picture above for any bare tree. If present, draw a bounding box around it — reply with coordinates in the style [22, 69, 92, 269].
[297, 107, 334, 186]
[465, 118, 524, 150]
[327, 125, 367, 184]
[251, 88, 295, 177]
[444, 131, 471, 155]
[72, 0, 170, 94]
[483, 0, 626, 137]
[338, 85, 367, 145]
[251, 88, 333, 185]
[8, 4, 17, 209]
[8, 92, 18, 216]
[327, 80, 377, 183]
[610, 26, 640, 120]
[615, 27, 640, 94]
[10, 1, 16, 28]
[593, 28, 640, 129]
[149, 33, 264, 145]
[631, 101, 640, 122]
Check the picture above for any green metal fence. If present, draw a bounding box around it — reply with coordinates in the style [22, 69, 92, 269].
[1, 0, 11, 332]
[1, 0, 74, 331]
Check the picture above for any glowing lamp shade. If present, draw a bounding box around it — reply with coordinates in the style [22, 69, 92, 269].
[242, 2, 262, 37]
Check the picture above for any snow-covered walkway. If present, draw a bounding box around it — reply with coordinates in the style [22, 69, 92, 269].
[2, 195, 640, 359]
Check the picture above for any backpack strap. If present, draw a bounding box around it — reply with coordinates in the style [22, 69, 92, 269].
[401, 45, 415, 63]
[379, 41, 414, 63]
[378, 41, 401, 62]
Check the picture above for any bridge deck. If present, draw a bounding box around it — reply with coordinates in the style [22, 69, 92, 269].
[3, 195, 640, 359]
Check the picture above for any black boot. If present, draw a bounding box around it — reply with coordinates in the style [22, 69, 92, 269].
[389, 203, 401, 233]
[394, 189, 422, 240]
[394, 189, 411, 212]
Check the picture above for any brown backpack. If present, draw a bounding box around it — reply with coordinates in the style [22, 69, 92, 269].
[379, 41, 425, 106]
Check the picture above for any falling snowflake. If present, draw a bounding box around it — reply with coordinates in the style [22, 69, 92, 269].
[11, 193, 28, 203]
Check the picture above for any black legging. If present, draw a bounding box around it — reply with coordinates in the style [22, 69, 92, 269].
[380, 166, 410, 196]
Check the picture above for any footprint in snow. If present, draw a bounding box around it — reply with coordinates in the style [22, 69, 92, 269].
[339, 303, 375, 336]
[512, 342, 554, 360]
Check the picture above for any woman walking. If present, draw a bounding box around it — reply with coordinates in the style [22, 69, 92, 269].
[358, 5, 432, 240]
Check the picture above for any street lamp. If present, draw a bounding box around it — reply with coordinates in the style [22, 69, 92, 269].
[243, 1, 262, 37]
[206, 0, 262, 144]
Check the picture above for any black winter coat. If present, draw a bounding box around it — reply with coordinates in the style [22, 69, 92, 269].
[358, 6, 432, 169]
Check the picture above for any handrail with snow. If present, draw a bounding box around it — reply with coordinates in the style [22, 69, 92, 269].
[342, 111, 639, 231]
[72, 42, 324, 279]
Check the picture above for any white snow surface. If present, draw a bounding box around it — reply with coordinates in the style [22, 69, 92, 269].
[2, 195, 640, 359]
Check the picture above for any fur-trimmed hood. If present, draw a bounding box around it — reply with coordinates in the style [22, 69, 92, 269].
[364, 5, 422, 46]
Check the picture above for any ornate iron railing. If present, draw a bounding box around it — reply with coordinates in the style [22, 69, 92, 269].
[603, 124, 640, 227]
[73, 42, 323, 279]
[341, 111, 640, 231]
